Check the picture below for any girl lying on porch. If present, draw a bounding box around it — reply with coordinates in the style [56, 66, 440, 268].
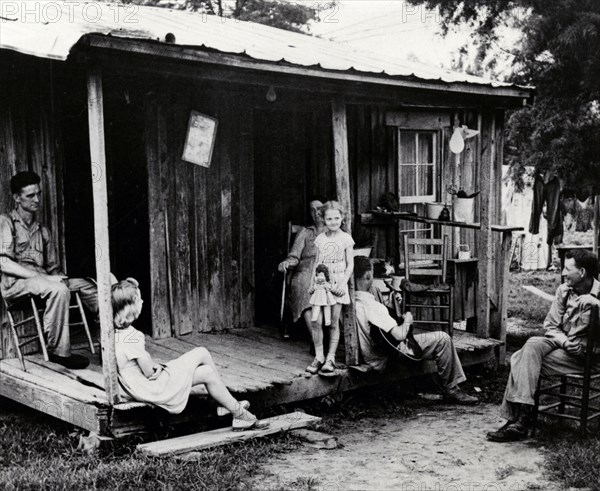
[112, 278, 269, 431]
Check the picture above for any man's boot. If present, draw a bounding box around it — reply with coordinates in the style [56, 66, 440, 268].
[505, 403, 532, 439]
[486, 404, 531, 442]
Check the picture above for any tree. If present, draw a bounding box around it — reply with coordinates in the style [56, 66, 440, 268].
[409, 0, 600, 193]
[126, 0, 320, 34]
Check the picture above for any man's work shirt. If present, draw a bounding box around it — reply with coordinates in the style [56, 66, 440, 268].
[544, 278, 600, 350]
[355, 289, 398, 371]
[0, 210, 59, 291]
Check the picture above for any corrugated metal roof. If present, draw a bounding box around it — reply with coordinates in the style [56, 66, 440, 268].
[0, 1, 531, 94]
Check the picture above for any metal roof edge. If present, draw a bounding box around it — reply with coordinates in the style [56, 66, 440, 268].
[86, 35, 533, 99]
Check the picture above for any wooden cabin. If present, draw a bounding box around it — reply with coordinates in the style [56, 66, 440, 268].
[0, 3, 531, 437]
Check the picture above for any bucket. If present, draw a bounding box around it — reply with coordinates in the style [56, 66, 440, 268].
[390, 275, 405, 291]
[426, 202, 446, 220]
[453, 197, 475, 223]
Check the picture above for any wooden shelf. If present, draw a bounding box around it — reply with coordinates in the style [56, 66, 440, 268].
[360, 212, 523, 233]
[490, 225, 525, 232]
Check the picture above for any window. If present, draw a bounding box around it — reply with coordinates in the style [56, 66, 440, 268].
[398, 130, 438, 204]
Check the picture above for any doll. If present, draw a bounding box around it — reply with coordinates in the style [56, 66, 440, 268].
[309, 264, 336, 326]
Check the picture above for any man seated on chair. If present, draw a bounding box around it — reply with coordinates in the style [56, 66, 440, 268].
[353, 256, 478, 405]
[0, 171, 97, 369]
[487, 250, 600, 442]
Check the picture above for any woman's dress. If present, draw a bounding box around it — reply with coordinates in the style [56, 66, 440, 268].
[115, 326, 199, 414]
[285, 225, 320, 321]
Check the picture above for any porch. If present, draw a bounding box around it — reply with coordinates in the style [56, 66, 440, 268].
[0, 326, 501, 437]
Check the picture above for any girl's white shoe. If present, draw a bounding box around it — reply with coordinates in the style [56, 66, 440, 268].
[232, 417, 270, 432]
[216, 400, 250, 417]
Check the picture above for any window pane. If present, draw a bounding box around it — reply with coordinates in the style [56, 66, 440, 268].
[400, 164, 417, 196]
[418, 164, 434, 196]
[418, 133, 434, 163]
[399, 132, 416, 164]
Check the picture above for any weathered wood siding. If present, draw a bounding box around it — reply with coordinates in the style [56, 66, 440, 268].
[145, 84, 255, 336]
[0, 54, 64, 359]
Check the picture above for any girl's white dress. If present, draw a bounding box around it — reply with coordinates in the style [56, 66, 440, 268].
[314, 230, 355, 304]
[115, 326, 198, 414]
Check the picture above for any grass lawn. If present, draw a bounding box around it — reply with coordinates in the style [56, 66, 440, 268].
[508, 269, 560, 324]
[0, 396, 304, 490]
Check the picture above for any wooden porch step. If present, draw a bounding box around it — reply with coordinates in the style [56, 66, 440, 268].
[136, 411, 321, 455]
[452, 331, 503, 352]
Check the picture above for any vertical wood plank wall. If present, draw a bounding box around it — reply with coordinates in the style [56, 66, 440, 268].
[348, 105, 398, 259]
[146, 86, 255, 336]
[0, 55, 64, 359]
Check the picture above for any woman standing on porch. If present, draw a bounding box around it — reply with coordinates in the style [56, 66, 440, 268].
[112, 278, 268, 431]
[278, 199, 327, 328]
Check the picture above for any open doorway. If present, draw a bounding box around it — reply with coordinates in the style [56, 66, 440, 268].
[61, 69, 151, 332]
[253, 109, 308, 325]
[253, 106, 335, 326]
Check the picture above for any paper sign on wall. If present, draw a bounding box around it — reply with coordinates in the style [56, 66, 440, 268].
[182, 110, 218, 167]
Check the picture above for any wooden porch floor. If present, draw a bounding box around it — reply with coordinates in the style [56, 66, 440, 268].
[0, 327, 501, 437]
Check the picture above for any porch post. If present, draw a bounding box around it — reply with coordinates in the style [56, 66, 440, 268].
[332, 97, 359, 366]
[493, 229, 512, 365]
[594, 196, 599, 259]
[87, 65, 119, 404]
[476, 108, 495, 339]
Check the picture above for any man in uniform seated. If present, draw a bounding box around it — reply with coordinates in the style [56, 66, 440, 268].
[0, 171, 98, 369]
[353, 255, 478, 404]
[487, 250, 600, 442]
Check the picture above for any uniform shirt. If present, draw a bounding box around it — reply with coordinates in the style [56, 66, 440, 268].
[544, 279, 600, 349]
[0, 210, 60, 290]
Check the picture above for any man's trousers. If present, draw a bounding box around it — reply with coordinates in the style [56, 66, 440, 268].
[2, 277, 97, 357]
[501, 336, 600, 420]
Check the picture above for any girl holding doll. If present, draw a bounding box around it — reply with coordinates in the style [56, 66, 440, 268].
[307, 200, 354, 374]
[112, 278, 268, 431]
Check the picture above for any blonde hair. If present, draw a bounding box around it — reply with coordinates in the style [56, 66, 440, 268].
[111, 278, 142, 329]
[319, 200, 346, 222]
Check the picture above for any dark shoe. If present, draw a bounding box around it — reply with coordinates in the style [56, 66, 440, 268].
[49, 353, 90, 369]
[505, 421, 529, 439]
[443, 387, 479, 405]
[486, 421, 528, 442]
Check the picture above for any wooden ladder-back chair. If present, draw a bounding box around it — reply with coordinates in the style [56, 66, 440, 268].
[533, 303, 600, 437]
[2, 290, 95, 371]
[402, 234, 454, 336]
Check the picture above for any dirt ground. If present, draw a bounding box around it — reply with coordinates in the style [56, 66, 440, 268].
[251, 403, 560, 491]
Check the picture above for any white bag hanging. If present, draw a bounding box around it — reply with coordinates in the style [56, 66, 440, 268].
[449, 127, 465, 154]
